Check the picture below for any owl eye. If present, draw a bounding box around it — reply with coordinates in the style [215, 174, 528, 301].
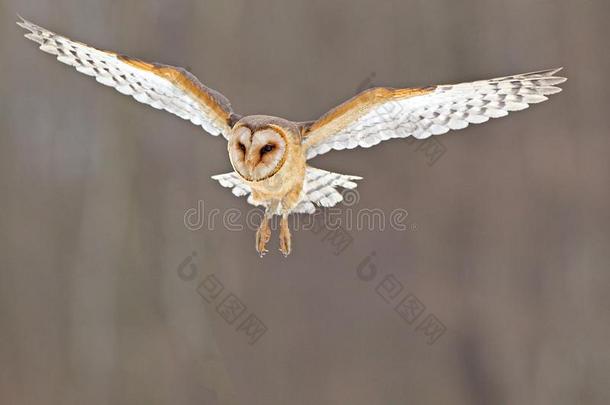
[260, 144, 275, 155]
[238, 143, 246, 153]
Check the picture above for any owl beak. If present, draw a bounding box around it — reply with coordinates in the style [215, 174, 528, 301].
[245, 151, 260, 174]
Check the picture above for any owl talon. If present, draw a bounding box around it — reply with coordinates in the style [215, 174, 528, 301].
[279, 239, 291, 257]
[279, 216, 291, 257]
[256, 219, 271, 257]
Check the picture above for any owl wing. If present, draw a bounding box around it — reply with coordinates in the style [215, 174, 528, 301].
[211, 172, 253, 198]
[212, 168, 361, 214]
[292, 167, 362, 214]
[302, 69, 566, 159]
[18, 17, 239, 138]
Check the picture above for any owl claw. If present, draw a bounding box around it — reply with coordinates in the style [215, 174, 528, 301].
[256, 219, 271, 257]
[279, 242, 290, 257]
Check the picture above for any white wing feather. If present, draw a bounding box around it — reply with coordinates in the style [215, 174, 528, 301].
[305, 69, 566, 159]
[212, 168, 362, 214]
[18, 17, 235, 138]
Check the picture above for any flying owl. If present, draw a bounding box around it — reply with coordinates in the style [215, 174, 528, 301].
[18, 17, 566, 257]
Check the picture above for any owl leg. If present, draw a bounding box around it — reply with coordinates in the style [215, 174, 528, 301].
[278, 183, 302, 257]
[256, 202, 277, 257]
[279, 214, 291, 257]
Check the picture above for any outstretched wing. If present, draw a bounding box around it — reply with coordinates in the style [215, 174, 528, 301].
[18, 17, 239, 138]
[303, 69, 566, 159]
[212, 168, 362, 214]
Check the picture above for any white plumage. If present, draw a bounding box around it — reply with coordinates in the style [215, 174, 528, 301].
[17, 17, 233, 137]
[212, 168, 362, 214]
[305, 69, 566, 159]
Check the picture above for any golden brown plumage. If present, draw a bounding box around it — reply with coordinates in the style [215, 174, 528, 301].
[228, 116, 306, 255]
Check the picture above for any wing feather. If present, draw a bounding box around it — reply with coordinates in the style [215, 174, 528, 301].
[212, 168, 362, 214]
[303, 69, 566, 159]
[18, 17, 238, 138]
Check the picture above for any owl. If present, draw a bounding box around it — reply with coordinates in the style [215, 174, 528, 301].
[18, 17, 566, 257]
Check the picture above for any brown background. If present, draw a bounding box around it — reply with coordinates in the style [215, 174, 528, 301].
[1, 0, 609, 404]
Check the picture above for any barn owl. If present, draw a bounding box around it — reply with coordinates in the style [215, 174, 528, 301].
[18, 17, 566, 257]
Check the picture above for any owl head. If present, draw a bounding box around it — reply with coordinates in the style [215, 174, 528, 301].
[228, 117, 297, 182]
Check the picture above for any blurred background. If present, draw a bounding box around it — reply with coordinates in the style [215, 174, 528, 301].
[1, 0, 609, 404]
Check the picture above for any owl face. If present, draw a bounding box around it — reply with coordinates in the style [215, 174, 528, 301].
[228, 125, 287, 182]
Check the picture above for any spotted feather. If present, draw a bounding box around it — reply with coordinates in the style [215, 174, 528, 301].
[212, 168, 362, 214]
[303, 69, 566, 159]
[18, 17, 238, 138]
